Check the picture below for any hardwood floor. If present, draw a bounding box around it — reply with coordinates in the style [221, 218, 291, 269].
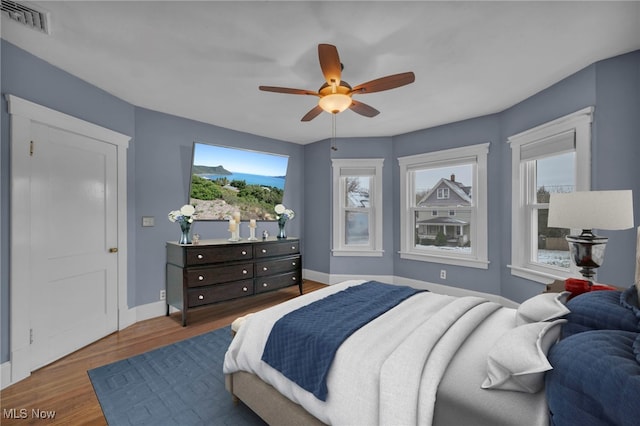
[0, 280, 327, 425]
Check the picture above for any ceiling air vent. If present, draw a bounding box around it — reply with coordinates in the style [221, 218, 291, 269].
[1, 0, 49, 34]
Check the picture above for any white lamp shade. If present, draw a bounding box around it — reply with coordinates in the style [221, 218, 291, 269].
[548, 190, 634, 231]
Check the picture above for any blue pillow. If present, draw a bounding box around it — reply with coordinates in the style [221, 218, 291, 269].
[546, 330, 640, 426]
[620, 284, 640, 317]
[562, 288, 639, 338]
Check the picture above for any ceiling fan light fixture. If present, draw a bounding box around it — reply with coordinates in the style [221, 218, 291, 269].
[318, 93, 352, 114]
[259, 44, 415, 121]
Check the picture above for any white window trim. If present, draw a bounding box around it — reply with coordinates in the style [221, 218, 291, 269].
[398, 143, 490, 269]
[437, 188, 450, 199]
[508, 107, 593, 283]
[332, 158, 384, 257]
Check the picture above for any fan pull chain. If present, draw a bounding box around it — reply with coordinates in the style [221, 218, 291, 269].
[331, 113, 338, 151]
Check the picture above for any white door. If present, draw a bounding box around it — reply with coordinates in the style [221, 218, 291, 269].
[28, 123, 119, 370]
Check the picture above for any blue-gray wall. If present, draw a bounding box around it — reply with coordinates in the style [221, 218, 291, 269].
[133, 107, 304, 306]
[307, 50, 640, 303]
[498, 63, 598, 301]
[392, 114, 502, 295]
[1, 40, 135, 364]
[2, 39, 639, 365]
[0, 40, 304, 363]
[592, 51, 640, 286]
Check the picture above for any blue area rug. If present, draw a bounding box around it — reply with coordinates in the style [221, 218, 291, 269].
[88, 327, 266, 425]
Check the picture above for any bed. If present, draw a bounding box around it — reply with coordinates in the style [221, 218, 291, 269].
[223, 279, 573, 425]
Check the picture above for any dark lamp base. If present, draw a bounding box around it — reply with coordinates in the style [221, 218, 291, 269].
[565, 230, 608, 281]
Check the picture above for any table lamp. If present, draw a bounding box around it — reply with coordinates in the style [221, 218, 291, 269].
[548, 190, 634, 283]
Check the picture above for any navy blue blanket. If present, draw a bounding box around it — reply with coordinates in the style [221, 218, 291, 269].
[261, 281, 424, 401]
[546, 330, 640, 426]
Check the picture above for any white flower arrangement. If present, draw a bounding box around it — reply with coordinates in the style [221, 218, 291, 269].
[168, 204, 196, 224]
[275, 203, 295, 223]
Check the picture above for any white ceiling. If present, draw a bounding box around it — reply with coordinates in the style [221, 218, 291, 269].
[2, 1, 639, 144]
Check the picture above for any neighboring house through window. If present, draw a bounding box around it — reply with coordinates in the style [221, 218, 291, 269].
[399, 143, 489, 268]
[508, 107, 593, 283]
[332, 158, 384, 256]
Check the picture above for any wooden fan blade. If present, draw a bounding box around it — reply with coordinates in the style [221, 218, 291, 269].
[259, 86, 318, 96]
[301, 105, 324, 122]
[351, 72, 415, 94]
[349, 100, 379, 118]
[318, 44, 341, 86]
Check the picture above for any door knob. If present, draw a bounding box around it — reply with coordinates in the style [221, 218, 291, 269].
[109, 248, 118, 253]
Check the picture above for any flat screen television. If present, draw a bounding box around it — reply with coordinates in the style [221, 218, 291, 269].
[188, 142, 289, 221]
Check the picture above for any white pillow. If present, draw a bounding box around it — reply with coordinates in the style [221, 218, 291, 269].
[481, 319, 566, 393]
[515, 291, 571, 326]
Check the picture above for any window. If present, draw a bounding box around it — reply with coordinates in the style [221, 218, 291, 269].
[332, 158, 384, 256]
[508, 107, 593, 283]
[399, 143, 489, 268]
[437, 188, 450, 199]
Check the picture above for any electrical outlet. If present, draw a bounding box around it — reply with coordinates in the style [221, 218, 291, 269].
[160, 290, 166, 300]
[440, 269, 447, 280]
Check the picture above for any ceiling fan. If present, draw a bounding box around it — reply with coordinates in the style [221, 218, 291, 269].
[259, 44, 415, 121]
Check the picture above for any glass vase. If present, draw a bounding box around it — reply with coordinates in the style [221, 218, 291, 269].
[277, 220, 287, 239]
[179, 221, 192, 244]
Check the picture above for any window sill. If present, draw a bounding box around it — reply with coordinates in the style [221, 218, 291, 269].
[508, 264, 572, 284]
[399, 251, 489, 269]
[332, 249, 384, 257]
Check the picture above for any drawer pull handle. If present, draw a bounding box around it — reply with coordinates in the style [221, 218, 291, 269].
[292, 262, 296, 266]
[198, 294, 204, 300]
[241, 250, 247, 255]
[291, 246, 296, 250]
[242, 269, 248, 274]
[263, 283, 268, 287]
[292, 277, 297, 281]
[198, 275, 204, 281]
[262, 267, 268, 271]
[197, 254, 204, 259]
[242, 287, 248, 292]
[262, 249, 267, 253]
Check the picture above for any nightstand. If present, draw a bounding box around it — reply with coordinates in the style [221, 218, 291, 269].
[544, 280, 567, 293]
[544, 279, 624, 295]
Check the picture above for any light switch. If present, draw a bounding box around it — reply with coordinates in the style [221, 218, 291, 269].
[142, 216, 155, 227]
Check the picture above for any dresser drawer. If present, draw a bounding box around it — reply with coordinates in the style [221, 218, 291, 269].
[185, 263, 253, 287]
[254, 240, 299, 258]
[185, 244, 252, 266]
[255, 255, 300, 277]
[167, 238, 302, 326]
[255, 271, 300, 294]
[187, 280, 254, 307]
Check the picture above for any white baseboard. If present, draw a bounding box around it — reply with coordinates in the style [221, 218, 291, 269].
[302, 269, 330, 284]
[133, 300, 168, 322]
[1, 360, 11, 390]
[393, 276, 518, 308]
[118, 304, 137, 330]
[1, 301, 171, 389]
[2, 272, 516, 390]
[303, 270, 518, 307]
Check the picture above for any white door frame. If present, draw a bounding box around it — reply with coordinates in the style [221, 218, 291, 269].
[7, 94, 131, 384]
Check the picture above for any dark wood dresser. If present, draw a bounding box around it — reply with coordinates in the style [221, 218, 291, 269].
[166, 237, 302, 326]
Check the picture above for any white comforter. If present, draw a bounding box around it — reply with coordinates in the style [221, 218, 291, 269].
[223, 280, 548, 425]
